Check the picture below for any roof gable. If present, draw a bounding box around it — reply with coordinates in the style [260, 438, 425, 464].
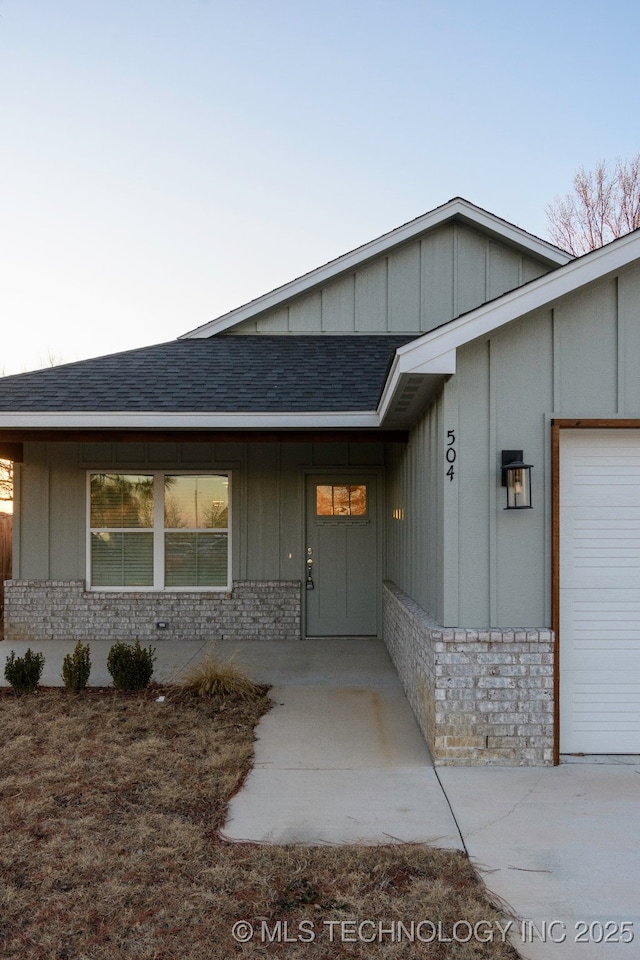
[379, 227, 640, 425]
[181, 198, 571, 339]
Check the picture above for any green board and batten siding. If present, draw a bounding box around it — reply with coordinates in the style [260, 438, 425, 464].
[385, 396, 444, 623]
[13, 440, 385, 588]
[229, 224, 549, 335]
[385, 263, 640, 630]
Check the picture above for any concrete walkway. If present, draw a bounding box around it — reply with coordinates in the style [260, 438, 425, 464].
[219, 639, 463, 847]
[2, 636, 639, 958]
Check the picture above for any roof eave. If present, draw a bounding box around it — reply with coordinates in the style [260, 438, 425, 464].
[0, 411, 382, 430]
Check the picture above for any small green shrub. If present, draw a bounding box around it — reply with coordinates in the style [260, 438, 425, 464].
[4, 648, 45, 695]
[61, 640, 91, 691]
[107, 639, 156, 691]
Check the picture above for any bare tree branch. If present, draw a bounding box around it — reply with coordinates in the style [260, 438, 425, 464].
[614, 154, 640, 236]
[0, 460, 13, 505]
[546, 153, 640, 256]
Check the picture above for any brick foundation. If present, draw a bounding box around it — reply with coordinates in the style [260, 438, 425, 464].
[3, 580, 301, 643]
[383, 581, 554, 765]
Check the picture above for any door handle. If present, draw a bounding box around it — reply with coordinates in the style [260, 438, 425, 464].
[305, 555, 314, 590]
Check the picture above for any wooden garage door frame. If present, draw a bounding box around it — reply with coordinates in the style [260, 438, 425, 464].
[552, 418, 640, 763]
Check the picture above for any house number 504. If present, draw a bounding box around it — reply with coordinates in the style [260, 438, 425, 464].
[446, 429, 456, 481]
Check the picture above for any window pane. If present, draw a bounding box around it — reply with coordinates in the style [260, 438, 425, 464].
[165, 532, 228, 587]
[164, 475, 229, 529]
[348, 485, 367, 516]
[316, 485, 334, 516]
[332, 486, 350, 515]
[90, 474, 154, 528]
[316, 484, 367, 516]
[91, 532, 154, 586]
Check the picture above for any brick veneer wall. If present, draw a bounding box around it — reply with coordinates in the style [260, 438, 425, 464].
[3, 580, 301, 643]
[383, 581, 554, 765]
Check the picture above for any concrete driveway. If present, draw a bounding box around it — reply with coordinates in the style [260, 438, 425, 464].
[438, 759, 640, 960]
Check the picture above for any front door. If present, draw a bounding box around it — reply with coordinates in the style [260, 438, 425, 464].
[305, 475, 379, 637]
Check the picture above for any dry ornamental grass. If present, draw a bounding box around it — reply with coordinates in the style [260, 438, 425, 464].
[0, 685, 520, 960]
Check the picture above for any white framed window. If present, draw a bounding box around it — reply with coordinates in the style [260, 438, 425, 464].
[87, 472, 231, 591]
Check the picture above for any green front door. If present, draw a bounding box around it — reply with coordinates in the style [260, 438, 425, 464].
[305, 474, 379, 637]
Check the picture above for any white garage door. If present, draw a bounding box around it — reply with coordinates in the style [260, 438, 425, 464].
[560, 429, 640, 753]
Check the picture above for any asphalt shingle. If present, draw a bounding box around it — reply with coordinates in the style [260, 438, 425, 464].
[0, 335, 415, 413]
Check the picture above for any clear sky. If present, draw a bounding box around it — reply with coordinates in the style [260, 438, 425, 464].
[1, 0, 639, 375]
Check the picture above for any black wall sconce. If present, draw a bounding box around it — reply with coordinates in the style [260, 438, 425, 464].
[501, 450, 533, 510]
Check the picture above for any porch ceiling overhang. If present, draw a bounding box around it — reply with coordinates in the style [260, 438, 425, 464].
[0, 428, 409, 453]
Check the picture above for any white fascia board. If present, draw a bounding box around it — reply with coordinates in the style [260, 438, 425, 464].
[377, 350, 456, 421]
[407, 349, 458, 375]
[450, 204, 570, 265]
[376, 354, 402, 418]
[181, 199, 570, 339]
[0, 411, 381, 429]
[393, 229, 640, 377]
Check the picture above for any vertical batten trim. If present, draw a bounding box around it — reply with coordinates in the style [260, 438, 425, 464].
[275, 442, 282, 568]
[488, 339, 498, 626]
[452, 223, 459, 320]
[239, 443, 248, 580]
[384, 257, 390, 331]
[551, 420, 561, 765]
[551, 307, 561, 412]
[542, 411, 552, 635]
[44, 446, 51, 580]
[616, 276, 624, 414]
[351, 272, 356, 333]
[484, 240, 490, 304]
[418, 238, 424, 332]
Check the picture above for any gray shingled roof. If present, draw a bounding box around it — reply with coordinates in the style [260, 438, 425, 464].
[0, 335, 415, 412]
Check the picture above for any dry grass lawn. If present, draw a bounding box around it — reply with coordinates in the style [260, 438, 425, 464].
[0, 685, 520, 960]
